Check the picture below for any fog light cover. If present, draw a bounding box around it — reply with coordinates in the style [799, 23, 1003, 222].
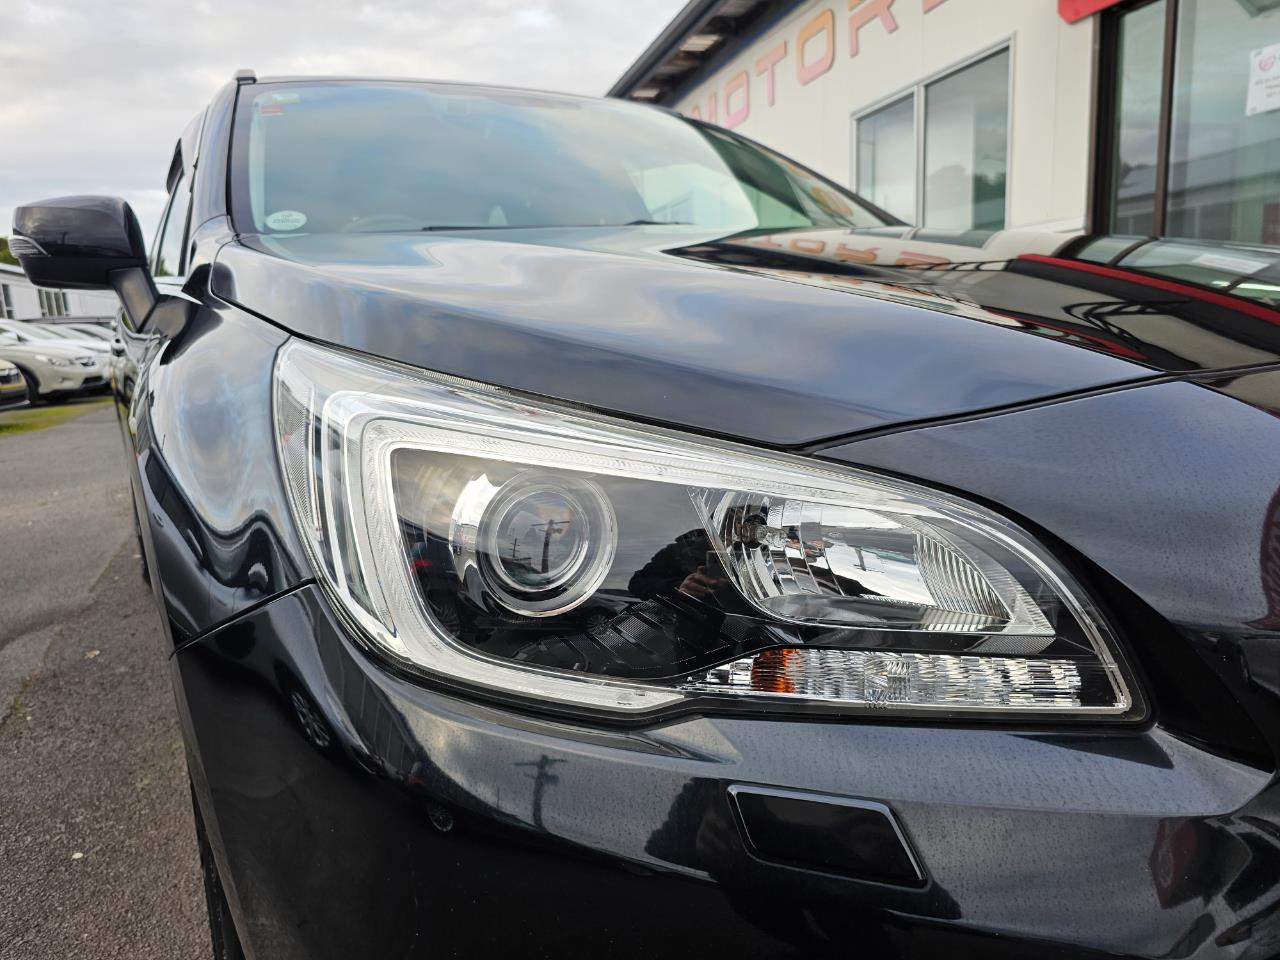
[274, 340, 1137, 720]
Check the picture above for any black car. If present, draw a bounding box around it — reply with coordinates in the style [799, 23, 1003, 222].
[11, 74, 1280, 960]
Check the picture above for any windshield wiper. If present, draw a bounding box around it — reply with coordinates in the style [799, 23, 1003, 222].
[419, 224, 518, 231]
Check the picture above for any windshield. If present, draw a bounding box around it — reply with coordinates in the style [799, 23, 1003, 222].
[0, 322, 70, 342]
[0, 323, 38, 341]
[232, 82, 893, 235]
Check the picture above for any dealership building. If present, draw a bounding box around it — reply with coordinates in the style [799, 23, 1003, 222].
[611, 0, 1280, 246]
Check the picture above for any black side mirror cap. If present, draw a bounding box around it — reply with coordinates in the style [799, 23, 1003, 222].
[12, 196, 163, 332]
[11, 195, 148, 289]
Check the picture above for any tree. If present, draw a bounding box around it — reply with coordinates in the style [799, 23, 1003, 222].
[0, 238, 19, 267]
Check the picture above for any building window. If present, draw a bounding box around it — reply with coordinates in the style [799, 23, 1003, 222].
[1168, 0, 1280, 243]
[1109, 0, 1166, 235]
[0, 284, 12, 320]
[1100, 0, 1280, 244]
[923, 50, 1010, 230]
[37, 290, 68, 318]
[856, 95, 915, 222]
[854, 48, 1010, 230]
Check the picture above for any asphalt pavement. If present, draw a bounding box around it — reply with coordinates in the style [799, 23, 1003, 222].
[0, 397, 209, 959]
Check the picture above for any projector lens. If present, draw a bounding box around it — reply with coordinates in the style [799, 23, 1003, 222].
[478, 474, 616, 615]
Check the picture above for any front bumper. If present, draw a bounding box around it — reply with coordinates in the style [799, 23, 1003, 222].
[33, 366, 103, 395]
[176, 584, 1280, 960]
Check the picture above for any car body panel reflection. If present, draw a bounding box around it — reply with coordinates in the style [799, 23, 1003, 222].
[175, 584, 1275, 959]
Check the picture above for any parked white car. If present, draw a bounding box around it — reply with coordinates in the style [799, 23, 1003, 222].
[0, 320, 112, 356]
[0, 331, 105, 404]
[0, 358, 26, 409]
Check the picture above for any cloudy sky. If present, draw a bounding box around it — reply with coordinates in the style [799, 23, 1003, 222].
[0, 0, 685, 239]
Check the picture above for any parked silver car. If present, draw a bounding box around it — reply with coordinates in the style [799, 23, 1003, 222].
[0, 331, 105, 404]
[0, 320, 112, 357]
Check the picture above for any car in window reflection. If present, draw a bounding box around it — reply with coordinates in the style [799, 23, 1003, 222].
[8, 75, 1280, 960]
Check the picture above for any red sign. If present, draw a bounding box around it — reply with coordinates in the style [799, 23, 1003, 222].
[1058, 0, 1126, 23]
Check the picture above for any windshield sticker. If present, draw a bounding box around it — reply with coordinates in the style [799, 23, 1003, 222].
[264, 210, 308, 232]
[258, 92, 301, 117]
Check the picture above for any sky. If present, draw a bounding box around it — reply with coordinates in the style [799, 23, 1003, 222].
[0, 0, 686, 239]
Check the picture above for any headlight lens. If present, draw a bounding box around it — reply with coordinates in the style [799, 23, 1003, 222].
[459, 471, 617, 616]
[35, 354, 72, 367]
[274, 340, 1137, 720]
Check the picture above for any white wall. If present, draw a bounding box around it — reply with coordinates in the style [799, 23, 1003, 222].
[0, 265, 118, 320]
[672, 0, 1097, 231]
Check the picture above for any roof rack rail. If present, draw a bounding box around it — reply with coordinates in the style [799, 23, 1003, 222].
[234, 69, 257, 84]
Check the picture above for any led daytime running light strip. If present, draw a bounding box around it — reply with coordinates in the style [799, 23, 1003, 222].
[684, 648, 1108, 711]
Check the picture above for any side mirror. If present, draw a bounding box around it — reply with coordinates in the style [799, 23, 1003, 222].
[11, 195, 159, 330]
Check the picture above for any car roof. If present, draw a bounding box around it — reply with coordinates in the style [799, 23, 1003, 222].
[243, 75, 653, 110]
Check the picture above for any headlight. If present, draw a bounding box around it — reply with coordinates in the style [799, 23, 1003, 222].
[35, 354, 72, 367]
[274, 341, 1138, 721]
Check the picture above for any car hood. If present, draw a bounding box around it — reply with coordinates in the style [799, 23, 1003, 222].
[214, 227, 1176, 447]
[694, 226, 1280, 375]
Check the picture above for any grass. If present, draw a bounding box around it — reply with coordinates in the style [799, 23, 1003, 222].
[0, 396, 112, 436]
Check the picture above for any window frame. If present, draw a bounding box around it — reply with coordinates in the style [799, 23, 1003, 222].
[0, 284, 12, 320]
[1094, 0, 1280, 244]
[1090, 0, 1179, 237]
[850, 38, 1015, 230]
[152, 174, 193, 280]
[854, 92, 917, 224]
